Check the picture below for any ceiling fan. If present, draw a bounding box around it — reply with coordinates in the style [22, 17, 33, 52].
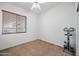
[31, 2, 45, 10]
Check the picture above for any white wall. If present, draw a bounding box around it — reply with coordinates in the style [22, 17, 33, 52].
[0, 3, 38, 50]
[76, 12, 79, 56]
[39, 2, 76, 47]
[76, 2, 79, 55]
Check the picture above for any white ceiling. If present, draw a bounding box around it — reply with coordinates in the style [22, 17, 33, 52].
[11, 2, 62, 14]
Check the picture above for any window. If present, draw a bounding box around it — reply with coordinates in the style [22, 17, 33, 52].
[2, 10, 26, 34]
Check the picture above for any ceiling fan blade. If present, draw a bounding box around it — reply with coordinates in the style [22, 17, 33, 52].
[36, 3, 41, 10]
[31, 2, 36, 10]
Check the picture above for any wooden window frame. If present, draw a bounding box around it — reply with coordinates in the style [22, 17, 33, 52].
[2, 10, 27, 34]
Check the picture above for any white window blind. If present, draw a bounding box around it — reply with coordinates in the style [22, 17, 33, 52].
[2, 10, 26, 34]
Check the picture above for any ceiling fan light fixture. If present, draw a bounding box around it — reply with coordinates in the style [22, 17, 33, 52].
[31, 2, 41, 10]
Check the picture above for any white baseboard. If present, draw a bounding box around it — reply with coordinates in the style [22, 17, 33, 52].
[39, 39, 63, 47]
[0, 39, 63, 50]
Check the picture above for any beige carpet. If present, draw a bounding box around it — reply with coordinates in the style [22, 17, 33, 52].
[0, 39, 72, 56]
